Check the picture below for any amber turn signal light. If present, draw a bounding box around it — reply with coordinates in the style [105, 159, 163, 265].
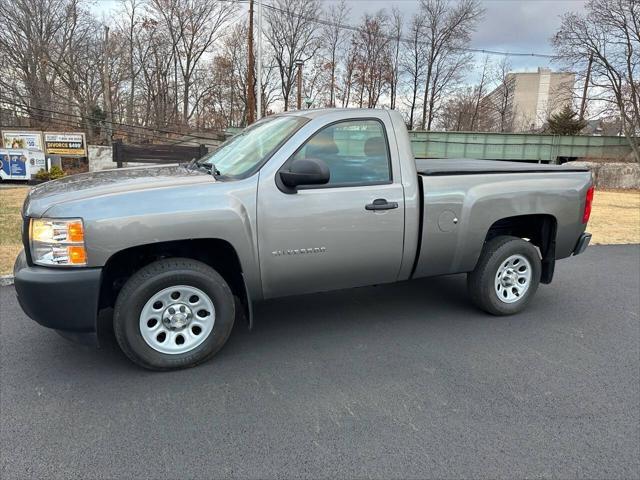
[67, 221, 84, 242]
[67, 246, 87, 265]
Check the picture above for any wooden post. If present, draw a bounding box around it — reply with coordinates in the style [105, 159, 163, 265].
[296, 60, 303, 110]
[113, 139, 123, 168]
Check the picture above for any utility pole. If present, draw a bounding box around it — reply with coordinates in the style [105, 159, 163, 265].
[247, 0, 256, 125]
[296, 59, 304, 110]
[257, 0, 263, 119]
[579, 53, 593, 122]
[102, 25, 114, 144]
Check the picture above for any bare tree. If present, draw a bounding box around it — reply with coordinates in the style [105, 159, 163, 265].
[553, 0, 639, 161]
[149, 0, 236, 125]
[116, 0, 144, 128]
[136, 16, 179, 130]
[418, 0, 484, 130]
[388, 7, 403, 110]
[264, 0, 321, 111]
[0, 0, 76, 128]
[322, 0, 350, 107]
[352, 11, 391, 109]
[302, 56, 331, 108]
[438, 86, 476, 131]
[341, 42, 357, 108]
[469, 56, 489, 130]
[401, 12, 428, 130]
[426, 49, 471, 128]
[482, 57, 515, 132]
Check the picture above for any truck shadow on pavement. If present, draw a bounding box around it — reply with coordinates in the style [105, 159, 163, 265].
[78, 273, 482, 371]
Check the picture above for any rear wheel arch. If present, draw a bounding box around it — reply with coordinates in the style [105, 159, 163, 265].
[99, 238, 252, 326]
[467, 235, 542, 315]
[480, 214, 557, 284]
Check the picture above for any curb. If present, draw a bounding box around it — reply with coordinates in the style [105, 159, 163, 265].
[0, 275, 15, 287]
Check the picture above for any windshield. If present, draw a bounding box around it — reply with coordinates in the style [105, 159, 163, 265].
[200, 116, 308, 178]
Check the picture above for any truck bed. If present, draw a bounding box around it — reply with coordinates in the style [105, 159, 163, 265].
[412, 158, 592, 280]
[416, 158, 590, 176]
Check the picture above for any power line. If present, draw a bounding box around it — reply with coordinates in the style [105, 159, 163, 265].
[260, 2, 555, 59]
[0, 101, 206, 145]
[0, 97, 225, 144]
[4, 111, 183, 145]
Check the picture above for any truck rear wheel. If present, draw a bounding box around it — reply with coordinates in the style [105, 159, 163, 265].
[467, 236, 541, 315]
[113, 258, 235, 370]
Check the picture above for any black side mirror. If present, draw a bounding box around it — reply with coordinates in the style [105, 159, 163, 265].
[279, 158, 330, 189]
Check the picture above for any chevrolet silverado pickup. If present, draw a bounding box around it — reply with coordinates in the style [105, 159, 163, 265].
[14, 109, 594, 370]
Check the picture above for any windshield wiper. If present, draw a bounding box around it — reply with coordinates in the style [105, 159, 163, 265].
[187, 158, 221, 179]
[202, 162, 222, 178]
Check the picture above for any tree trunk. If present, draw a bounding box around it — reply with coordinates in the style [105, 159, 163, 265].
[329, 57, 336, 107]
[246, 0, 255, 124]
[183, 78, 190, 126]
[421, 62, 433, 130]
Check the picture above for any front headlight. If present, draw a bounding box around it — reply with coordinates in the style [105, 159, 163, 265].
[30, 218, 87, 266]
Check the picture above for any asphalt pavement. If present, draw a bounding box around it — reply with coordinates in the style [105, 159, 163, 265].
[1, 244, 639, 479]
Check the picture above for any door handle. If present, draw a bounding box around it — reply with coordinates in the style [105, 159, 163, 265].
[365, 198, 399, 211]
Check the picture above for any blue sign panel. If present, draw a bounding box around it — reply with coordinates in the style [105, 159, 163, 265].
[9, 153, 28, 179]
[0, 152, 9, 178]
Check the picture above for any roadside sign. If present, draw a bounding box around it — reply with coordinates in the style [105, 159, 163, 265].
[27, 150, 46, 171]
[2, 131, 43, 151]
[44, 132, 86, 156]
[0, 148, 29, 180]
[0, 149, 8, 179]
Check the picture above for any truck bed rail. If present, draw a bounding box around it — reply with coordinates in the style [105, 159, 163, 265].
[416, 158, 590, 176]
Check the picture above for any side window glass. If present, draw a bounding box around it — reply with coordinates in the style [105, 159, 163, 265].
[292, 120, 391, 186]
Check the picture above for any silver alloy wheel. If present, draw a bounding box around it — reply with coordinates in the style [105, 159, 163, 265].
[495, 254, 532, 304]
[139, 285, 215, 355]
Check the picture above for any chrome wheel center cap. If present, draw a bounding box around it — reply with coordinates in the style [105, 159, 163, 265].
[501, 269, 517, 287]
[162, 303, 193, 330]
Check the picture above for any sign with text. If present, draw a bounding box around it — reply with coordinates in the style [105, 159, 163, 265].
[44, 132, 86, 156]
[2, 131, 43, 151]
[0, 149, 29, 180]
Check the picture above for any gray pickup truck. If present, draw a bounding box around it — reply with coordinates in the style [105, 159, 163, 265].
[14, 109, 593, 370]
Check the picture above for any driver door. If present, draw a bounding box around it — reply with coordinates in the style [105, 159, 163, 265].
[257, 118, 405, 299]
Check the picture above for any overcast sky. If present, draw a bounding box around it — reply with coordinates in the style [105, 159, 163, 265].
[94, 0, 586, 78]
[328, 0, 585, 72]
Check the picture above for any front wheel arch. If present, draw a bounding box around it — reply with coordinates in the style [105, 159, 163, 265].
[98, 239, 252, 328]
[113, 257, 236, 370]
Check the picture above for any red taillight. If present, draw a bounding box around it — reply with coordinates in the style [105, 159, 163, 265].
[582, 185, 594, 224]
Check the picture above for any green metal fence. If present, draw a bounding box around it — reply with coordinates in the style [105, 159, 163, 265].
[409, 131, 632, 163]
[226, 125, 632, 164]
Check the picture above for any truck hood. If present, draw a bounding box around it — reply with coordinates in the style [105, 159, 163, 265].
[24, 165, 214, 217]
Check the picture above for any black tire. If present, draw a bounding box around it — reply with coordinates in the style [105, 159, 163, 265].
[467, 235, 541, 316]
[113, 258, 235, 370]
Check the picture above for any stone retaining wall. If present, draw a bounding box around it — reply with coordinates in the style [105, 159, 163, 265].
[566, 161, 640, 189]
[88, 145, 113, 172]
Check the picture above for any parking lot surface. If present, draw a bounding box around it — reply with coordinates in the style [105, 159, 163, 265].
[1, 245, 639, 479]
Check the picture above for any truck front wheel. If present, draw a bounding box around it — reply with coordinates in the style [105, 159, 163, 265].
[467, 236, 541, 315]
[113, 258, 235, 370]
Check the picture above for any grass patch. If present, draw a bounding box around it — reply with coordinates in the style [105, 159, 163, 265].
[0, 186, 638, 276]
[0, 186, 28, 275]
[590, 189, 640, 245]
